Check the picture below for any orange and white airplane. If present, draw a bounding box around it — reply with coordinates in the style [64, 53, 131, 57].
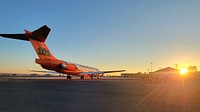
[0, 25, 125, 79]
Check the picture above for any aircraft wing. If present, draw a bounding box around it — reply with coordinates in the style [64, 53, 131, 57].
[28, 70, 58, 74]
[100, 70, 126, 73]
[80, 70, 126, 75]
[28, 70, 70, 77]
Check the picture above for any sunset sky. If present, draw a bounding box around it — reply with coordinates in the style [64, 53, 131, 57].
[0, 0, 200, 74]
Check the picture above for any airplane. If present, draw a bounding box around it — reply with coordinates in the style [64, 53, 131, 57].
[0, 25, 125, 79]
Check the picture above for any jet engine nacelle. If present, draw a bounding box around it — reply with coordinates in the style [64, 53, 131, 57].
[59, 63, 67, 69]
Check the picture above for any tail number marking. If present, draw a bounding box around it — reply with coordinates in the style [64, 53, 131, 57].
[37, 47, 50, 56]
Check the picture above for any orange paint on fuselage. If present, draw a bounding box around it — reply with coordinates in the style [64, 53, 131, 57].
[35, 58, 79, 75]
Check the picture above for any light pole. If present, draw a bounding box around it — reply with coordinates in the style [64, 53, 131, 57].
[174, 64, 178, 69]
[146, 68, 150, 74]
[151, 62, 153, 72]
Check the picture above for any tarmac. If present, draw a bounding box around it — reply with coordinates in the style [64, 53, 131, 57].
[0, 76, 200, 112]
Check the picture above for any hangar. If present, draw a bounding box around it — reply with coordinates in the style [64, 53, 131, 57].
[151, 67, 180, 80]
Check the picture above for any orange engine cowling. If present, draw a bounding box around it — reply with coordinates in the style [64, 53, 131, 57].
[59, 63, 67, 69]
[59, 63, 77, 71]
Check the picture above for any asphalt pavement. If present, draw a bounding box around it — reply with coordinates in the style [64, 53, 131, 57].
[0, 76, 200, 112]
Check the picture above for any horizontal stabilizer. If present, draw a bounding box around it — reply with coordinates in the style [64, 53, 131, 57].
[0, 25, 50, 42]
[0, 34, 28, 41]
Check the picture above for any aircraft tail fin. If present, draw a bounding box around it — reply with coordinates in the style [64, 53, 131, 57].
[25, 25, 56, 59]
[29, 38, 56, 59]
[28, 25, 50, 42]
[0, 25, 56, 59]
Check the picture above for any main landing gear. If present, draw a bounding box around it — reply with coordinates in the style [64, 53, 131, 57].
[80, 75, 84, 80]
[67, 75, 72, 79]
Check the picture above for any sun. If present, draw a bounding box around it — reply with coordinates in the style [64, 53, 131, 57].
[180, 68, 187, 75]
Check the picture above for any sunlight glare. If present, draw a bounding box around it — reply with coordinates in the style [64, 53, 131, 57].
[180, 68, 187, 75]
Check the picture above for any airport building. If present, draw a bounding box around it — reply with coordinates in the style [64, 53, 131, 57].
[121, 67, 180, 79]
[121, 72, 143, 79]
[152, 67, 179, 75]
[121, 72, 142, 77]
[150, 67, 180, 79]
